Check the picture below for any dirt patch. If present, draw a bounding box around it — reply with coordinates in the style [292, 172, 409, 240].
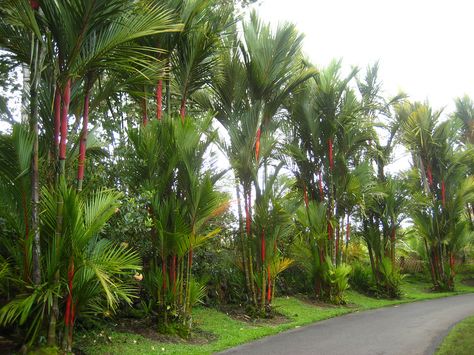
[462, 278, 474, 287]
[295, 294, 355, 308]
[113, 317, 217, 345]
[218, 304, 289, 325]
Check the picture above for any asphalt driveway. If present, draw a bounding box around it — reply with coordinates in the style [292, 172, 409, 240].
[218, 293, 474, 355]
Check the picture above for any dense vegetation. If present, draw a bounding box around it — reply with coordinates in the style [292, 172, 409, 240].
[0, 0, 473, 353]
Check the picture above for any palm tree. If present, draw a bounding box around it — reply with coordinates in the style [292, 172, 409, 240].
[208, 12, 315, 312]
[285, 61, 374, 300]
[453, 95, 474, 146]
[398, 101, 474, 290]
[129, 117, 229, 327]
[0, 129, 141, 350]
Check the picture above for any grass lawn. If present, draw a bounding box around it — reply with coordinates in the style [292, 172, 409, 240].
[76, 273, 474, 355]
[436, 315, 474, 355]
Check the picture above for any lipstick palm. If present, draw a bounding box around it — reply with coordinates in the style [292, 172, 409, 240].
[0, 130, 141, 349]
[129, 117, 229, 328]
[209, 13, 315, 313]
[399, 101, 474, 290]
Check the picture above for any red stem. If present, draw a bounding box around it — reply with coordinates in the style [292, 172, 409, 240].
[426, 165, 433, 186]
[59, 79, 71, 161]
[180, 97, 186, 123]
[328, 138, 334, 170]
[255, 128, 261, 161]
[30, 0, 39, 10]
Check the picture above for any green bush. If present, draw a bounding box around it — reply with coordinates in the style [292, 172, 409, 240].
[349, 259, 403, 299]
[378, 257, 404, 298]
[324, 260, 351, 305]
[349, 262, 374, 294]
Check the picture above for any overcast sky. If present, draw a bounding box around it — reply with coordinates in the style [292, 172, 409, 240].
[253, 0, 474, 114]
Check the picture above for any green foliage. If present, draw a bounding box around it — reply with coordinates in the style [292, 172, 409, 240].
[0, 182, 141, 346]
[324, 260, 351, 305]
[349, 262, 374, 294]
[377, 257, 403, 298]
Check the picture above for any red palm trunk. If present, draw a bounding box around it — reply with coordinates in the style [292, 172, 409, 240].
[426, 165, 433, 186]
[255, 128, 261, 161]
[328, 138, 334, 170]
[449, 252, 455, 275]
[180, 97, 186, 123]
[59, 79, 71, 167]
[77, 85, 90, 191]
[30, 0, 39, 10]
[156, 80, 163, 120]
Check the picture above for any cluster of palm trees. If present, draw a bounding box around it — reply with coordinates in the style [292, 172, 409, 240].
[0, 0, 473, 351]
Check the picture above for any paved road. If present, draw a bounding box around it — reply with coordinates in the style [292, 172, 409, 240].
[218, 293, 474, 355]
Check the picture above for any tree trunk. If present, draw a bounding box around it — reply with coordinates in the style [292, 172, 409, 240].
[180, 96, 186, 123]
[63, 258, 75, 352]
[390, 225, 396, 265]
[156, 80, 163, 120]
[59, 79, 71, 175]
[142, 96, 148, 126]
[236, 182, 251, 298]
[53, 87, 61, 158]
[30, 70, 41, 285]
[77, 80, 91, 191]
[21, 64, 30, 124]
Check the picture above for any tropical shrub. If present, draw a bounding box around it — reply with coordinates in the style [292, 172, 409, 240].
[349, 262, 374, 294]
[324, 260, 351, 305]
[0, 183, 141, 350]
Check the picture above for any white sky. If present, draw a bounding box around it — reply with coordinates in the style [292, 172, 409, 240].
[253, 0, 474, 113]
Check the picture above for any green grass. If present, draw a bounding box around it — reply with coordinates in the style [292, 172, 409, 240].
[76, 274, 474, 355]
[436, 315, 474, 355]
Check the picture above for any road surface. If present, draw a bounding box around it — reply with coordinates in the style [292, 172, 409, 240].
[218, 293, 474, 355]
